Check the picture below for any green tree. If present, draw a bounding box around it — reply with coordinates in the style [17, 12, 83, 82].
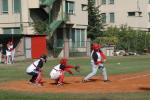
[103, 26, 150, 53]
[32, 20, 48, 35]
[87, 0, 104, 40]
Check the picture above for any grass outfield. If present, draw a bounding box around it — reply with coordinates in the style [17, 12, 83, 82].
[0, 91, 150, 100]
[0, 55, 150, 100]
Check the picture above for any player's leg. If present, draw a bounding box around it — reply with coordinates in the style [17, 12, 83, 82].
[35, 71, 43, 85]
[6, 55, 9, 64]
[28, 72, 38, 84]
[11, 49, 15, 63]
[99, 65, 110, 82]
[10, 55, 12, 64]
[57, 71, 64, 86]
[83, 62, 98, 81]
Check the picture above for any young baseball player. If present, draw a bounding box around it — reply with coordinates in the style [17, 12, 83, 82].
[83, 43, 110, 82]
[6, 41, 13, 64]
[50, 58, 79, 86]
[26, 54, 47, 86]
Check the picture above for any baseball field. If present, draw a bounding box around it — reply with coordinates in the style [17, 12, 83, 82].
[0, 55, 150, 100]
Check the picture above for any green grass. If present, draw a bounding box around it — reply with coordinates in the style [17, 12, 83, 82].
[0, 90, 150, 100]
[0, 55, 150, 100]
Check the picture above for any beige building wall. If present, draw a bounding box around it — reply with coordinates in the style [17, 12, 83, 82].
[96, 0, 150, 31]
[0, 0, 88, 57]
[0, 0, 87, 34]
[0, 0, 39, 57]
[65, 0, 88, 28]
[0, 0, 39, 35]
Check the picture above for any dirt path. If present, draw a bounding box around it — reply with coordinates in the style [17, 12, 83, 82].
[0, 72, 150, 93]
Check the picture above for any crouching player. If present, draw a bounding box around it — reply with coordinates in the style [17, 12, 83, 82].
[50, 58, 80, 86]
[26, 54, 47, 86]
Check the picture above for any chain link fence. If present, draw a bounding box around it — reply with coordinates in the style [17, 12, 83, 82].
[53, 40, 91, 57]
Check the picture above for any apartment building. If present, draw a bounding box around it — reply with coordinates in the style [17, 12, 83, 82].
[0, 0, 88, 58]
[95, 0, 150, 31]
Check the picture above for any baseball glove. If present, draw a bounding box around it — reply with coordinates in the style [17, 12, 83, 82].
[75, 65, 80, 72]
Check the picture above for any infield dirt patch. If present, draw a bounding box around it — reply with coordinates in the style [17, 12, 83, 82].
[0, 72, 150, 93]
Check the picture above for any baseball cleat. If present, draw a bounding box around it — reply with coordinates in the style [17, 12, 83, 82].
[104, 80, 111, 82]
[28, 81, 35, 85]
[35, 83, 43, 87]
[56, 81, 64, 86]
[57, 83, 63, 86]
[82, 79, 90, 83]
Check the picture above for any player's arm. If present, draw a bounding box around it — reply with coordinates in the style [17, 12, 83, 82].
[64, 65, 74, 75]
[65, 65, 75, 68]
[100, 51, 107, 62]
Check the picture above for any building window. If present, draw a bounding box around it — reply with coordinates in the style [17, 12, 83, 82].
[110, 13, 115, 23]
[3, 28, 20, 34]
[13, 0, 21, 13]
[101, 13, 106, 23]
[71, 29, 86, 47]
[102, 0, 106, 5]
[149, 13, 150, 22]
[109, 0, 114, 4]
[1, 0, 8, 14]
[66, 1, 75, 15]
[128, 12, 136, 16]
[82, 4, 87, 11]
[128, 11, 142, 17]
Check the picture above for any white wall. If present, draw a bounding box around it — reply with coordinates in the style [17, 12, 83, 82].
[65, 0, 88, 26]
[98, 0, 150, 30]
[0, 0, 39, 34]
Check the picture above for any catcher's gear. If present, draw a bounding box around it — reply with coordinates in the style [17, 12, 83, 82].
[40, 54, 47, 63]
[60, 58, 67, 65]
[75, 65, 80, 72]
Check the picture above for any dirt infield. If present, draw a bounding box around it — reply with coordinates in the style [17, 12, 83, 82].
[0, 72, 150, 93]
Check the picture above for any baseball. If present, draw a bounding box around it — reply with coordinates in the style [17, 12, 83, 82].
[117, 62, 120, 65]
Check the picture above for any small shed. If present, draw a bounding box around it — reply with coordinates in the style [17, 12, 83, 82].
[24, 35, 47, 59]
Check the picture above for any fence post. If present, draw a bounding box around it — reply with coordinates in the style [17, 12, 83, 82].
[87, 38, 91, 56]
[64, 39, 69, 58]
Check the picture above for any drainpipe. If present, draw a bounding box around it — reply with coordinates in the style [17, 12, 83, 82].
[19, 0, 26, 58]
[20, 0, 23, 34]
[62, 0, 69, 58]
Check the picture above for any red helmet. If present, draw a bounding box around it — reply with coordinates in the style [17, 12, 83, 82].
[60, 58, 67, 65]
[92, 43, 101, 50]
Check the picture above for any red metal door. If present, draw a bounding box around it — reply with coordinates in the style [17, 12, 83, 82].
[31, 36, 47, 59]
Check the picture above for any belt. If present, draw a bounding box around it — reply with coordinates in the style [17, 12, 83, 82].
[53, 68, 61, 71]
[32, 63, 37, 67]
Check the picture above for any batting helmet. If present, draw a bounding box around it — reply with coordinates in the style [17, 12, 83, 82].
[60, 58, 67, 65]
[92, 43, 101, 50]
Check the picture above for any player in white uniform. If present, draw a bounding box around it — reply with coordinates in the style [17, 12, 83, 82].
[26, 54, 47, 85]
[50, 58, 78, 86]
[83, 43, 110, 82]
[6, 41, 13, 64]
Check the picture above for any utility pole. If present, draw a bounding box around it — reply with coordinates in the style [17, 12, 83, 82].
[20, 0, 23, 34]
